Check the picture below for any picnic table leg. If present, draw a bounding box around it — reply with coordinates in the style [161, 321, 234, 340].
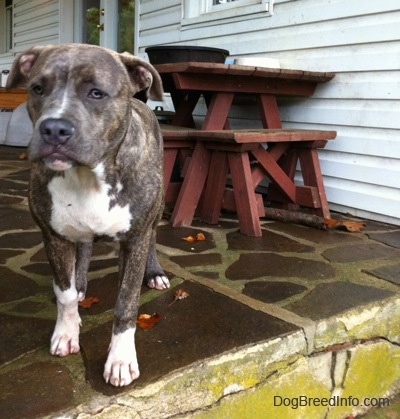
[202, 92, 234, 130]
[170, 142, 211, 227]
[200, 151, 229, 224]
[171, 91, 201, 128]
[266, 148, 299, 210]
[298, 148, 331, 218]
[258, 95, 282, 129]
[163, 148, 178, 197]
[228, 152, 262, 237]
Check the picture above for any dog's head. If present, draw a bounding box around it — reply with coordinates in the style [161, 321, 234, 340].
[7, 44, 163, 171]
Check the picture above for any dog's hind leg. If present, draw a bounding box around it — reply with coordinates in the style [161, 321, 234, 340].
[145, 229, 170, 290]
[75, 242, 93, 301]
[43, 233, 82, 357]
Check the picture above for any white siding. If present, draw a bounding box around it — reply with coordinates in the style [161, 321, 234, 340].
[0, 0, 73, 69]
[138, 0, 400, 226]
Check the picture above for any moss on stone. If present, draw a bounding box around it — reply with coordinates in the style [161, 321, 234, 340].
[193, 358, 331, 419]
[327, 340, 400, 418]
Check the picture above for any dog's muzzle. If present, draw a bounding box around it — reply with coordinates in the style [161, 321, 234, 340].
[36, 118, 77, 171]
[40, 118, 75, 145]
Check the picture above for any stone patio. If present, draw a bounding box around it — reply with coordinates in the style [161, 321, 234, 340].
[1, 145, 400, 418]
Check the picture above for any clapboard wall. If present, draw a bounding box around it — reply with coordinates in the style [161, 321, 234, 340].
[0, 0, 73, 68]
[138, 0, 400, 225]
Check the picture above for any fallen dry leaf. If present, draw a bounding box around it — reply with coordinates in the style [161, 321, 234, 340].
[78, 296, 99, 309]
[182, 235, 196, 242]
[136, 313, 161, 330]
[182, 232, 206, 242]
[324, 219, 365, 233]
[169, 289, 190, 306]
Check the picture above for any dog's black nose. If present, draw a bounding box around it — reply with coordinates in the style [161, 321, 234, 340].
[39, 118, 75, 144]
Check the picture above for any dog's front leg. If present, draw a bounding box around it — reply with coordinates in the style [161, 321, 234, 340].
[104, 233, 151, 387]
[75, 242, 93, 301]
[43, 233, 81, 357]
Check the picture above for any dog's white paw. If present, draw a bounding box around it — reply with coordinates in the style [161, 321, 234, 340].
[103, 328, 139, 387]
[50, 315, 81, 356]
[147, 275, 170, 290]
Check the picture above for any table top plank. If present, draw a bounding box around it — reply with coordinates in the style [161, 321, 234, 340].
[188, 129, 337, 143]
[172, 72, 318, 96]
[154, 62, 335, 83]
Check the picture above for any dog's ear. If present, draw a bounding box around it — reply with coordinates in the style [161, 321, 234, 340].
[119, 52, 164, 101]
[6, 46, 47, 89]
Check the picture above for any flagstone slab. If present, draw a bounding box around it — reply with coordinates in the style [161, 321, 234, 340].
[80, 281, 299, 396]
[226, 253, 334, 280]
[0, 207, 36, 231]
[286, 282, 394, 320]
[367, 231, 400, 249]
[0, 361, 74, 419]
[0, 178, 28, 193]
[21, 262, 52, 276]
[0, 313, 53, 364]
[157, 225, 216, 252]
[265, 222, 363, 244]
[170, 253, 222, 267]
[364, 263, 400, 285]
[0, 231, 42, 248]
[7, 168, 30, 181]
[322, 243, 400, 263]
[0, 266, 39, 303]
[226, 229, 314, 252]
[88, 257, 119, 272]
[0, 195, 24, 205]
[0, 248, 24, 263]
[242, 281, 308, 303]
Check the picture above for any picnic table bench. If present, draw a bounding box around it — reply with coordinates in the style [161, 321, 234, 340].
[0, 88, 27, 109]
[161, 126, 336, 237]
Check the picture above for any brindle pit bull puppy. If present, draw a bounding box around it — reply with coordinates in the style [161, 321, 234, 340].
[7, 43, 169, 387]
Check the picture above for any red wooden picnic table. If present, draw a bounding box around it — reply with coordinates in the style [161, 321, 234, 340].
[155, 62, 335, 130]
[156, 62, 336, 236]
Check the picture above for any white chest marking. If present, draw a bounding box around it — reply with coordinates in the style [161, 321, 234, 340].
[48, 164, 131, 241]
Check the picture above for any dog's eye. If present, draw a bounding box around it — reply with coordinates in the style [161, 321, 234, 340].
[32, 85, 44, 95]
[88, 89, 106, 99]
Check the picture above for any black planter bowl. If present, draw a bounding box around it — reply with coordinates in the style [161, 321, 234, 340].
[145, 45, 230, 65]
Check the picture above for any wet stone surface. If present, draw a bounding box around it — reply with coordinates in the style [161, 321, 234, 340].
[286, 282, 394, 319]
[226, 253, 335, 280]
[227, 229, 314, 252]
[0, 266, 40, 303]
[265, 222, 363, 244]
[20, 261, 52, 276]
[0, 248, 25, 263]
[364, 263, 400, 285]
[0, 207, 36, 230]
[1, 146, 400, 418]
[0, 231, 43, 248]
[0, 313, 54, 364]
[322, 243, 400, 263]
[242, 281, 308, 303]
[0, 361, 74, 419]
[367, 231, 400, 249]
[0, 195, 25, 205]
[80, 281, 299, 396]
[157, 224, 216, 252]
[170, 252, 222, 267]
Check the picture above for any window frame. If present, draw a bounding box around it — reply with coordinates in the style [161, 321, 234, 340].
[0, 0, 13, 55]
[182, 0, 273, 28]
